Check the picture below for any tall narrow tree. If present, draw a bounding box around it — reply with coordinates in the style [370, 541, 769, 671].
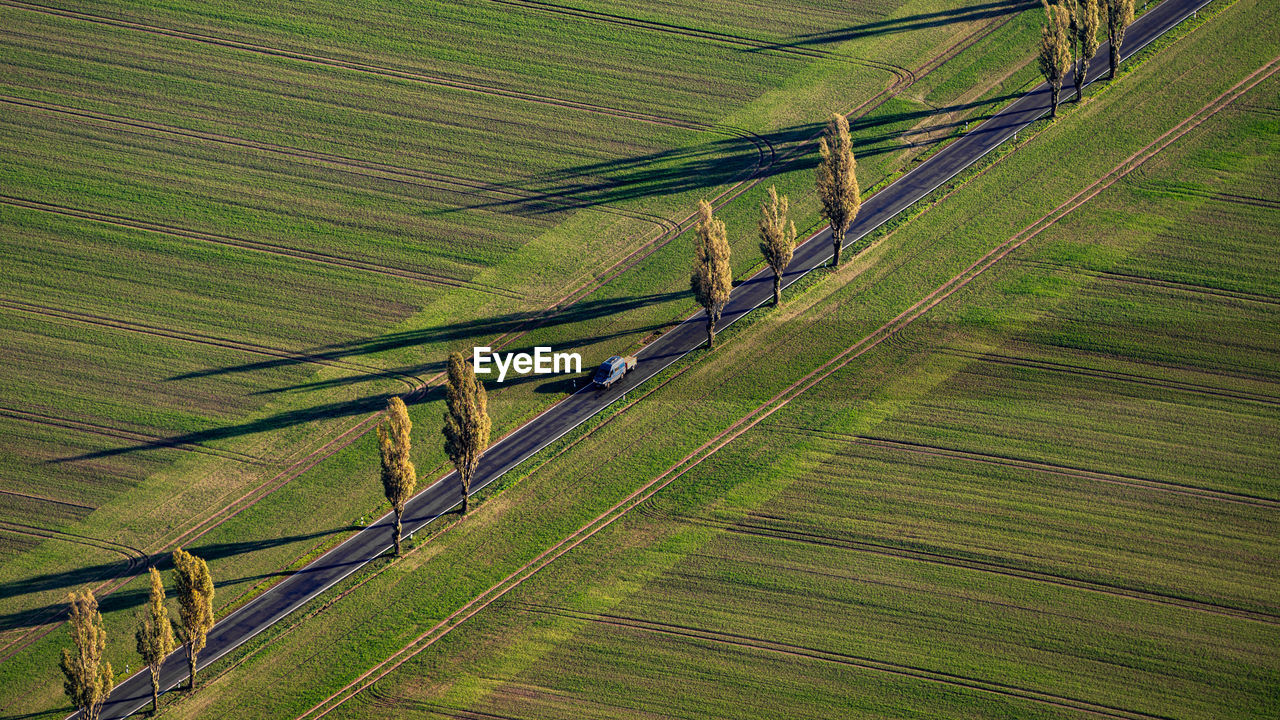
[442, 352, 490, 515]
[59, 589, 114, 720]
[135, 567, 175, 714]
[1038, 1, 1073, 118]
[758, 186, 796, 306]
[815, 113, 860, 267]
[378, 396, 417, 554]
[1070, 0, 1101, 100]
[689, 200, 733, 348]
[172, 547, 214, 691]
[1105, 0, 1134, 80]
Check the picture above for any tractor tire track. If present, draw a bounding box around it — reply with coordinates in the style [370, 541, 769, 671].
[0, 520, 149, 656]
[0, 488, 92, 511]
[0, 195, 520, 299]
[0, 406, 267, 465]
[513, 604, 1169, 720]
[814, 430, 1280, 509]
[487, 0, 917, 82]
[939, 347, 1280, 406]
[685, 514, 1280, 626]
[1017, 259, 1280, 307]
[0, 94, 682, 247]
[0, 298, 422, 393]
[0, 1, 773, 152]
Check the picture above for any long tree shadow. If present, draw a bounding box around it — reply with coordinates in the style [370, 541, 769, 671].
[0, 528, 350, 632]
[448, 91, 1019, 219]
[254, 319, 682, 396]
[64, 292, 690, 462]
[443, 123, 822, 218]
[751, 0, 1037, 52]
[171, 290, 688, 383]
[105, 89, 1019, 464]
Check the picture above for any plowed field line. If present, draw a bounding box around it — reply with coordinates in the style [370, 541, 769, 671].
[0, 94, 680, 242]
[514, 604, 1167, 720]
[689, 515, 1280, 626]
[0, 1, 773, 148]
[940, 347, 1280, 406]
[0, 488, 91, 511]
[0, 298, 421, 392]
[1017, 258, 1280, 307]
[485, 0, 914, 79]
[0, 406, 267, 465]
[823, 431, 1280, 509]
[0, 195, 519, 299]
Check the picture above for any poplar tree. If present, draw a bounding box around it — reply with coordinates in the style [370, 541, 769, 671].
[689, 200, 733, 348]
[378, 396, 417, 553]
[135, 567, 175, 714]
[442, 352, 490, 515]
[1106, 0, 1135, 80]
[59, 589, 114, 720]
[1070, 0, 1101, 100]
[758, 186, 796, 306]
[1039, 1, 1073, 118]
[172, 547, 214, 691]
[815, 113, 860, 267]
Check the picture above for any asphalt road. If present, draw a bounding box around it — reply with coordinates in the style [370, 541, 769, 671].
[92, 0, 1213, 716]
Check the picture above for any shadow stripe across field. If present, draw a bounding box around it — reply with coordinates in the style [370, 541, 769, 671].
[86, 1, 1214, 715]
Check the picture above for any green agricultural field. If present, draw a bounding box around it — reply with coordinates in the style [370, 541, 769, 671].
[32, 0, 1268, 717]
[0, 0, 1071, 713]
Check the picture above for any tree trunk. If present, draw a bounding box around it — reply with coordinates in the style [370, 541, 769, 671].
[831, 235, 842, 267]
[1074, 58, 1086, 101]
[187, 644, 197, 691]
[392, 508, 402, 556]
[1050, 83, 1060, 118]
[706, 317, 715, 349]
[461, 489, 469, 515]
[151, 667, 160, 713]
[1109, 45, 1118, 80]
[772, 273, 782, 306]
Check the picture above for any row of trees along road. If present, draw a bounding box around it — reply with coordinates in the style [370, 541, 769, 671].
[373, 113, 864, 548]
[57, 27, 1163, 706]
[60, 548, 214, 719]
[378, 351, 491, 555]
[1039, 0, 1133, 117]
[693, 113, 863, 345]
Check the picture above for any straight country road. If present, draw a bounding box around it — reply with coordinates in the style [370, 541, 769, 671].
[91, 0, 1213, 716]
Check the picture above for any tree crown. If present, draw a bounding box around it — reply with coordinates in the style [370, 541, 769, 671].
[815, 113, 861, 236]
[759, 186, 796, 275]
[172, 547, 214, 655]
[378, 395, 417, 510]
[442, 353, 491, 484]
[690, 200, 733, 320]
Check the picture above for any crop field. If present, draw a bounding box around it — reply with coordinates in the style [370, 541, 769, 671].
[310, 26, 1278, 720]
[0, 0, 1067, 712]
[35, 0, 1269, 717]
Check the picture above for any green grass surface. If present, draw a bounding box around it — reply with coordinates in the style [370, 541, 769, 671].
[25, 0, 1270, 716]
[0, 0, 1068, 713]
